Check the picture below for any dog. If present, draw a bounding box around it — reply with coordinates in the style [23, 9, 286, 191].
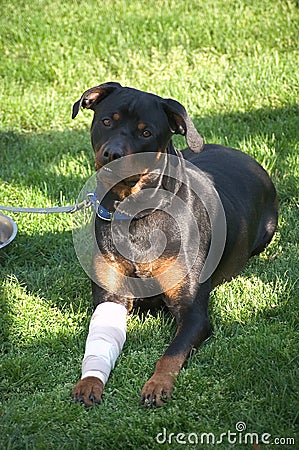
[71, 82, 278, 407]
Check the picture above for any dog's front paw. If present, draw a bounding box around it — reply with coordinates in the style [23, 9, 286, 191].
[72, 376, 104, 407]
[141, 374, 174, 407]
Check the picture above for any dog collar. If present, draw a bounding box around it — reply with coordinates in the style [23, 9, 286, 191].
[87, 192, 132, 221]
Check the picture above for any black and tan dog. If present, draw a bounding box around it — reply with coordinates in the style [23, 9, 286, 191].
[71, 82, 278, 407]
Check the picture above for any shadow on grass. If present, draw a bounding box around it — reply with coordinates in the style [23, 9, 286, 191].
[193, 103, 299, 203]
[0, 129, 93, 204]
[0, 227, 91, 309]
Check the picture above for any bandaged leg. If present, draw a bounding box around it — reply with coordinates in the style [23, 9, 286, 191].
[81, 302, 127, 385]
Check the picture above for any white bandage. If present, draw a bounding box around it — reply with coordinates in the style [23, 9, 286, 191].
[81, 302, 127, 385]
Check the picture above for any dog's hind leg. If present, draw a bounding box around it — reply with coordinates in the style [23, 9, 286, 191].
[250, 204, 278, 257]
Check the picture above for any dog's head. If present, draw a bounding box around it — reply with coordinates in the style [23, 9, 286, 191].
[73, 82, 204, 164]
[73, 83, 204, 202]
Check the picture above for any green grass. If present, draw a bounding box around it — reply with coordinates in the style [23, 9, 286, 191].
[0, 0, 298, 448]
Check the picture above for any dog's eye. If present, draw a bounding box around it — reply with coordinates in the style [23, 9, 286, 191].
[102, 118, 112, 127]
[142, 130, 152, 138]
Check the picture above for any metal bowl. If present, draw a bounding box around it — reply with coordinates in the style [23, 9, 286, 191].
[0, 213, 18, 250]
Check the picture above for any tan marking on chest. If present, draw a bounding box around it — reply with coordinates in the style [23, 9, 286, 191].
[93, 253, 134, 293]
[94, 251, 186, 304]
[135, 256, 186, 303]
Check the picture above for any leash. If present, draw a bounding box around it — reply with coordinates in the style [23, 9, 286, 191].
[0, 200, 89, 215]
[0, 192, 131, 222]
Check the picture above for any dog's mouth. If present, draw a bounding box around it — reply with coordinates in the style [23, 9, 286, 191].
[99, 165, 141, 187]
[96, 164, 149, 202]
[95, 153, 164, 202]
[123, 177, 141, 187]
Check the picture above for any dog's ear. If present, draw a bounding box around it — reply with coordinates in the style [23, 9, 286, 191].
[72, 82, 122, 119]
[162, 98, 204, 153]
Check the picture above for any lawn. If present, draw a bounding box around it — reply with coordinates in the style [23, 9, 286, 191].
[0, 0, 298, 449]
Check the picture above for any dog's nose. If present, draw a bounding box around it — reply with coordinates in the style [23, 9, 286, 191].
[102, 146, 124, 164]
